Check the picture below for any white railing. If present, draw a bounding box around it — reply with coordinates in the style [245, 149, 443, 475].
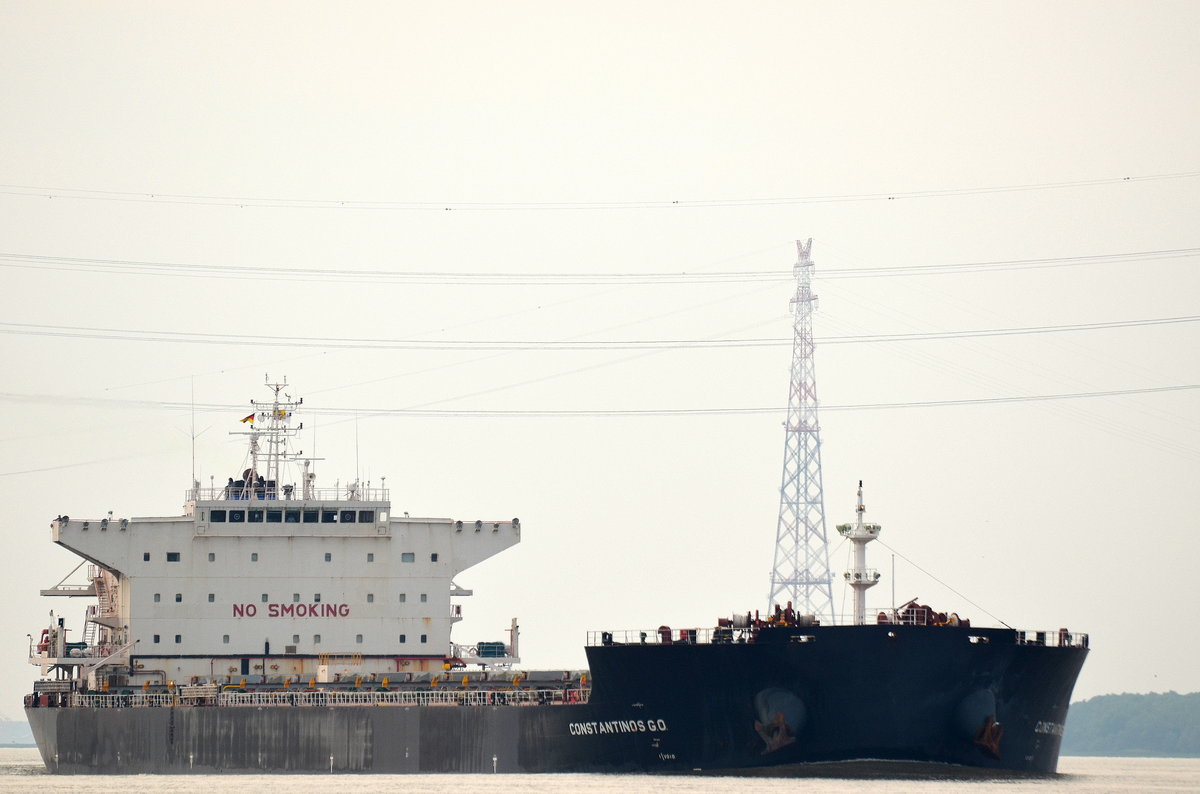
[71, 693, 177, 708]
[590, 624, 1090, 649]
[187, 486, 389, 503]
[69, 687, 590, 709]
[1015, 629, 1089, 648]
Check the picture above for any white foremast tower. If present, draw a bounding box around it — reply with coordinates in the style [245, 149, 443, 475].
[768, 239, 836, 623]
[837, 481, 882, 625]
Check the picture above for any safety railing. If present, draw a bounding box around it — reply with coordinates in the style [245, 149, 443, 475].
[591, 623, 1090, 648]
[69, 687, 590, 709]
[187, 486, 389, 503]
[1015, 629, 1089, 649]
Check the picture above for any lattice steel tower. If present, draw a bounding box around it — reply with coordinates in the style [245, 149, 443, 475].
[767, 239, 835, 623]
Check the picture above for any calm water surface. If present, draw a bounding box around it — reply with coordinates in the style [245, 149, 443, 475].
[1, 749, 1196, 792]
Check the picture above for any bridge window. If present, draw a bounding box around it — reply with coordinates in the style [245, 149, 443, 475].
[340, 510, 357, 523]
[321, 510, 337, 524]
[266, 510, 282, 523]
[211, 510, 227, 522]
[359, 510, 375, 523]
[229, 510, 245, 522]
[248, 510, 264, 523]
[401, 553, 415, 563]
[167, 552, 180, 562]
[285, 509, 301, 523]
[303, 509, 318, 523]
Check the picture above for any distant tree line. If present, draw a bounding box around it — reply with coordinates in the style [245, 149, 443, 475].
[1063, 691, 1200, 757]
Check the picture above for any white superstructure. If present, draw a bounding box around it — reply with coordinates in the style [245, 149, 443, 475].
[33, 379, 520, 688]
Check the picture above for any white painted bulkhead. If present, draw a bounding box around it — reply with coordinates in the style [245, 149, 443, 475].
[51, 505, 519, 682]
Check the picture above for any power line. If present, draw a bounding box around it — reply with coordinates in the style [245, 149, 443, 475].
[1, 384, 1194, 417]
[0, 315, 1194, 350]
[1, 246, 1196, 285]
[1, 170, 1197, 211]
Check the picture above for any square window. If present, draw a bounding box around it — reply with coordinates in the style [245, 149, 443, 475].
[248, 510, 264, 523]
[266, 510, 282, 523]
[211, 509, 227, 522]
[292, 634, 300, 644]
[229, 509, 245, 522]
[222, 635, 229, 644]
[251, 553, 258, 562]
[355, 634, 363, 644]
[208, 594, 214, 603]
[401, 552, 415, 563]
[367, 553, 374, 562]
[321, 510, 337, 524]
[285, 509, 301, 523]
[175, 593, 182, 603]
[314, 594, 321, 603]
[359, 510, 375, 523]
[153, 634, 160, 643]
[208, 552, 215, 562]
[324, 552, 331, 562]
[367, 593, 374, 603]
[153, 593, 161, 603]
[261, 594, 268, 603]
[399, 634, 406, 643]
[314, 635, 321, 644]
[303, 509, 319, 523]
[340, 510, 357, 523]
[431, 553, 438, 562]
[143, 552, 150, 562]
[420, 634, 427, 644]
[293, 593, 300, 603]
[174, 635, 181, 644]
[399, 593, 407, 603]
[420, 593, 428, 603]
[167, 552, 181, 562]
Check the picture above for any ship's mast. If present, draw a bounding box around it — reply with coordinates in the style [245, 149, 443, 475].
[229, 375, 309, 497]
[767, 239, 836, 623]
[838, 481, 881, 625]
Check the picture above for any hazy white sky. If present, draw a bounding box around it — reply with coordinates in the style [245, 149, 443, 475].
[2, 2, 1198, 716]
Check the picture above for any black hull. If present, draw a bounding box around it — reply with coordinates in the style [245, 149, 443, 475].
[26, 625, 1087, 775]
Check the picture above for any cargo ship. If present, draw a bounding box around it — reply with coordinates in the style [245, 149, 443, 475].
[25, 379, 1088, 775]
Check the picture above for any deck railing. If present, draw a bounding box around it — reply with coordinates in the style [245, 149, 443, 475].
[187, 486, 389, 503]
[589, 624, 1089, 649]
[69, 687, 590, 709]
